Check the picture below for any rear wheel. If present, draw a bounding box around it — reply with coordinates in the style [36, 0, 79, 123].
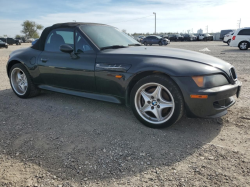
[238, 41, 249, 50]
[227, 39, 231, 46]
[10, 63, 40, 98]
[130, 75, 184, 128]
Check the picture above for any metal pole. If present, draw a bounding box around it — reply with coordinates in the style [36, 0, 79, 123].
[239, 18, 241, 28]
[153, 12, 156, 34]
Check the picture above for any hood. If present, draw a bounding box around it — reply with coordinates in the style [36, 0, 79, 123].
[101, 46, 232, 74]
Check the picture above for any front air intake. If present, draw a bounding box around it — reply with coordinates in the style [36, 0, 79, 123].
[230, 67, 237, 80]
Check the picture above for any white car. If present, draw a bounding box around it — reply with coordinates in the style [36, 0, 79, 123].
[197, 34, 213, 41]
[223, 31, 234, 45]
[230, 27, 250, 50]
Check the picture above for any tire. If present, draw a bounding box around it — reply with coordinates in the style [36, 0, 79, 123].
[150, 44, 152, 46]
[227, 39, 231, 46]
[9, 63, 40, 98]
[130, 75, 184, 128]
[144, 42, 148, 46]
[159, 41, 162, 46]
[238, 41, 249, 50]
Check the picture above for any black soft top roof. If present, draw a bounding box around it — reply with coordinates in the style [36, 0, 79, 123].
[32, 22, 107, 51]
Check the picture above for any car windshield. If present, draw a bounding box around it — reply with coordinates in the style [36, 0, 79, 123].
[205, 34, 211, 36]
[80, 25, 140, 49]
[176, 34, 182, 37]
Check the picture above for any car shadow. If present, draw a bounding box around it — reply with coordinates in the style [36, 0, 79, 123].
[221, 49, 250, 53]
[0, 89, 223, 184]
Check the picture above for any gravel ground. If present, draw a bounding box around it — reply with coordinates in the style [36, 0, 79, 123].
[0, 42, 249, 187]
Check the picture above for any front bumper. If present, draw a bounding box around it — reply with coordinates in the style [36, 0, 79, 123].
[172, 76, 242, 118]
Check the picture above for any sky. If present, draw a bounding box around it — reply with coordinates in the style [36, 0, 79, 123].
[0, 0, 249, 37]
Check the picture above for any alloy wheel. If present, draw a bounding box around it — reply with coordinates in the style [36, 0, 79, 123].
[134, 83, 175, 125]
[240, 42, 248, 50]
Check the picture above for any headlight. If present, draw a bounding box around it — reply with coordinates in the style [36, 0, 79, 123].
[192, 74, 229, 88]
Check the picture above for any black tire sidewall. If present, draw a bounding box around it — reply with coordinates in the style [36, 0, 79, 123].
[9, 64, 33, 98]
[130, 75, 184, 128]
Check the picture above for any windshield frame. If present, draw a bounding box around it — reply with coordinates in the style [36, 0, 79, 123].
[79, 24, 140, 50]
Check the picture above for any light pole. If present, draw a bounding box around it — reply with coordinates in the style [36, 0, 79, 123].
[153, 12, 156, 34]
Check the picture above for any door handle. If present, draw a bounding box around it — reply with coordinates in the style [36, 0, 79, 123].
[41, 58, 48, 63]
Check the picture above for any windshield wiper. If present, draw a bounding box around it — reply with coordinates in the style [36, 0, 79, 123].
[100, 45, 127, 50]
[128, 43, 141, 46]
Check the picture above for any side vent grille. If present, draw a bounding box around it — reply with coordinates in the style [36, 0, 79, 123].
[230, 67, 237, 80]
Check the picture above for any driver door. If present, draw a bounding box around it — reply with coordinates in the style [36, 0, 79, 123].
[37, 28, 96, 92]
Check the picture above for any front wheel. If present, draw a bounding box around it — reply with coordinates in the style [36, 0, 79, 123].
[159, 41, 163, 46]
[144, 42, 148, 46]
[130, 75, 184, 128]
[238, 41, 249, 50]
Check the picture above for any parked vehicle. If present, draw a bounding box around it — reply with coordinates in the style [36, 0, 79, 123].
[183, 34, 197, 41]
[220, 29, 234, 40]
[169, 34, 184, 41]
[26, 38, 35, 43]
[230, 27, 250, 50]
[223, 31, 234, 45]
[6, 22, 241, 128]
[161, 35, 169, 39]
[136, 35, 145, 42]
[0, 37, 21, 45]
[141, 35, 169, 46]
[0, 40, 8, 48]
[197, 34, 213, 41]
[32, 39, 39, 46]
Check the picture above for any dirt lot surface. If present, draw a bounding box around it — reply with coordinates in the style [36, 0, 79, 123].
[0, 42, 249, 187]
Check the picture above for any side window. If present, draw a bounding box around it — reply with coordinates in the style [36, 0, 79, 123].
[75, 31, 93, 53]
[45, 28, 74, 52]
[238, 29, 250, 35]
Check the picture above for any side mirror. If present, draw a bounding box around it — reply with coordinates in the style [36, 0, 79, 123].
[60, 44, 74, 53]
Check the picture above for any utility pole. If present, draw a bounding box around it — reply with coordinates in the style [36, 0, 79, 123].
[237, 18, 241, 28]
[206, 25, 208, 33]
[153, 12, 156, 34]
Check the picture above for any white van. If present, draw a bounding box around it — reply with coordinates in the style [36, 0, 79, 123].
[230, 27, 250, 50]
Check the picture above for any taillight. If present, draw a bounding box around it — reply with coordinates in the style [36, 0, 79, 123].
[232, 36, 236, 40]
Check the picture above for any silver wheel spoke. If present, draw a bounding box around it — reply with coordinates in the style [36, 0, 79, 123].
[141, 103, 151, 112]
[141, 90, 151, 102]
[160, 101, 173, 109]
[151, 108, 161, 121]
[152, 85, 161, 99]
[17, 72, 22, 81]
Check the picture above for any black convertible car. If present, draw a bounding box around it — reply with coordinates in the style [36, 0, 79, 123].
[7, 22, 241, 128]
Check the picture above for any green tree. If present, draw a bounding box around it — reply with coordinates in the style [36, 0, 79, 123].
[21, 20, 43, 38]
[15, 34, 21, 38]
